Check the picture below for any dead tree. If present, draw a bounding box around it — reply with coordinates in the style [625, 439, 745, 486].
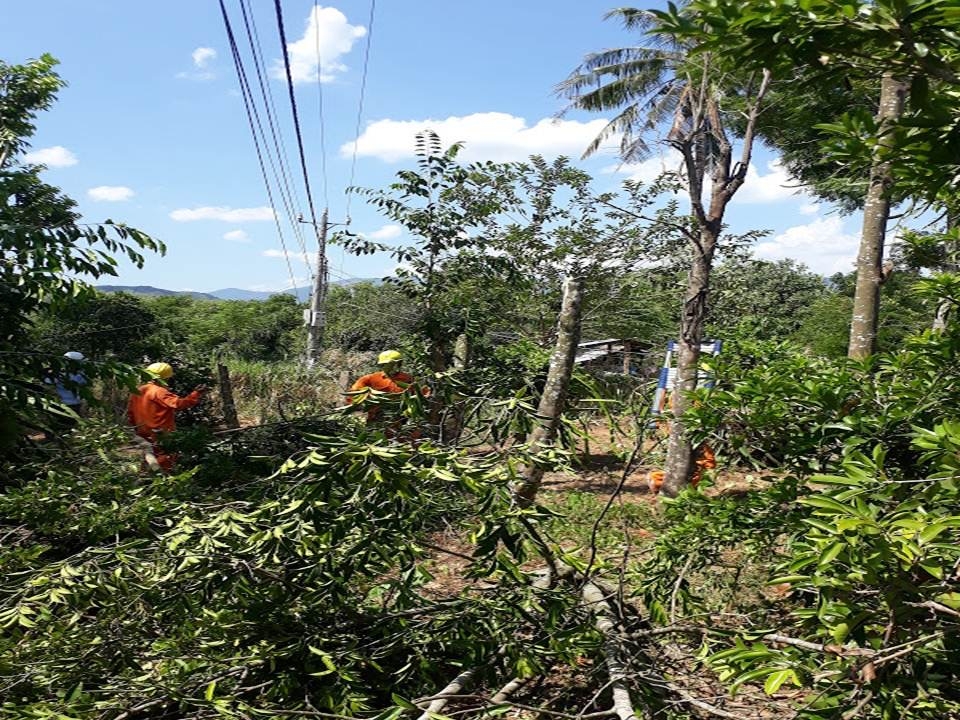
[660, 68, 772, 497]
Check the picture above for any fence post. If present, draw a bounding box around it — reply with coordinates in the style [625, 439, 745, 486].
[216, 354, 240, 430]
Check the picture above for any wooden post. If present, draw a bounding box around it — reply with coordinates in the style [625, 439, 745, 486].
[216, 357, 240, 430]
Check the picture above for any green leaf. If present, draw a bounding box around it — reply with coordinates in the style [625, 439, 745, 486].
[764, 668, 799, 695]
[391, 694, 418, 711]
[204, 680, 217, 701]
[918, 560, 944, 580]
[801, 496, 858, 515]
[919, 522, 949, 545]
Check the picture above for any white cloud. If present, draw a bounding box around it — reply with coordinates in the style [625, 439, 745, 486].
[799, 202, 820, 215]
[364, 224, 402, 241]
[753, 216, 860, 275]
[192, 47, 216, 68]
[247, 276, 310, 293]
[603, 149, 684, 185]
[223, 229, 250, 242]
[87, 185, 134, 202]
[23, 145, 78, 168]
[273, 5, 366, 84]
[170, 206, 275, 222]
[263, 248, 310, 264]
[342, 112, 611, 163]
[733, 160, 806, 204]
[177, 47, 217, 81]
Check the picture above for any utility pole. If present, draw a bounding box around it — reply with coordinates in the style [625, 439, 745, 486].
[304, 208, 329, 367]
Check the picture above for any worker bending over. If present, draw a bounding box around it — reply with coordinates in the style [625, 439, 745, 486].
[127, 362, 206, 471]
[347, 350, 426, 426]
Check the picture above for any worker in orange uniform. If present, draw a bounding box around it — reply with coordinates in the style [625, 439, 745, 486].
[647, 446, 716, 494]
[347, 350, 426, 427]
[127, 362, 206, 471]
[647, 390, 716, 493]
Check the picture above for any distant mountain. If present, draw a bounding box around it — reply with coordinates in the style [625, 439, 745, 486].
[96, 285, 219, 300]
[211, 278, 379, 301]
[97, 277, 381, 302]
[209, 287, 309, 301]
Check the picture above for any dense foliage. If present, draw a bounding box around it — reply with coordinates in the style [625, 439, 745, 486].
[0, 56, 162, 443]
[5, 4, 960, 713]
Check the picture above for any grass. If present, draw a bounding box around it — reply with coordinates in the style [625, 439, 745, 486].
[541, 489, 661, 561]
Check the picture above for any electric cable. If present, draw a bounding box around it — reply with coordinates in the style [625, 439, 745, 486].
[219, 0, 303, 300]
[272, 0, 323, 238]
[313, 0, 330, 209]
[344, 0, 377, 225]
[237, 0, 314, 276]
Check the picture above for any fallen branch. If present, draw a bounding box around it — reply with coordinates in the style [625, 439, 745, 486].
[910, 599, 960, 619]
[416, 669, 477, 720]
[760, 633, 873, 657]
[110, 698, 170, 720]
[416, 694, 616, 720]
[490, 676, 532, 704]
[582, 580, 640, 720]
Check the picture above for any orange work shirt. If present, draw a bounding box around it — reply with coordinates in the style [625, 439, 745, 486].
[348, 371, 415, 400]
[127, 382, 202, 440]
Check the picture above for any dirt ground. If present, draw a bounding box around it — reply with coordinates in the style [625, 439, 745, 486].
[419, 422, 797, 719]
[540, 421, 771, 502]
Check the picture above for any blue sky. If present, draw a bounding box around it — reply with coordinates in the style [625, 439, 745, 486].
[4, 1, 868, 296]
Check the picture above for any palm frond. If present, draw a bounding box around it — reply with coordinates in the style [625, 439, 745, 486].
[604, 7, 654, 32]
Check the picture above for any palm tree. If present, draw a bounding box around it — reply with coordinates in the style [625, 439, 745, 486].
[559, 7, 771, 496]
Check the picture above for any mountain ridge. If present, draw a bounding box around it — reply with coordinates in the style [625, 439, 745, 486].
[96, 278, 379, 301]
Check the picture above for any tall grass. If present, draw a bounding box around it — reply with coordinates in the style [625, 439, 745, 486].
[226, 349, 375, 423]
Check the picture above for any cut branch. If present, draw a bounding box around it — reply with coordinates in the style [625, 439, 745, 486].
[581, 580, 640, 720]
[417, 668, 477, 720]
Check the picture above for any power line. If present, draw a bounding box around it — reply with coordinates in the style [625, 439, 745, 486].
[345, 0, 377, 225]
[274, 0, 330, 363]
[219, 0, 303, 301]
[272, 0, 323, 233]
[313, 0, 329, 209]
[237, 0, 313, 276]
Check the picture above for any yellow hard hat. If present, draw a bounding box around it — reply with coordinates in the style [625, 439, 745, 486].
[146, 362, 174, 380]
[377, 350, 402, 365]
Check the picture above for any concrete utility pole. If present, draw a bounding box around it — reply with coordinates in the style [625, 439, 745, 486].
[304, 208, 329, 367]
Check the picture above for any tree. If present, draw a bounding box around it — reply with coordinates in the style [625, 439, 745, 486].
[896, 224, 960, 331]
[514, 276, 583, 504]
[663, 0, 960, 357]
[31, 291, 160, 364]
[336, 131, 518, 374]
[324, 281, 419, 352]
[560, 8, 772, 495]
[707, 258, 830, 342]
[0, 55, 162, 441]
[846, 74, 909, 358]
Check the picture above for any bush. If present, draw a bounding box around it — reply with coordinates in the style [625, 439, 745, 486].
[685, 333, 960, 474]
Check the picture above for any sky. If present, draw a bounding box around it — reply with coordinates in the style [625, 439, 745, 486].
[3, 0, 871, 297]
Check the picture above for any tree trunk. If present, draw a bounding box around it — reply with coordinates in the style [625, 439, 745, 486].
[932, 300, 951, 332]
[848, 73, 908, 359]
[441, 333, 471, 442]
[453, 333, 469, 370]
[933, 213, 959, 332]
[661, 227, 718, 498]
[514, 276, 584, 505]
